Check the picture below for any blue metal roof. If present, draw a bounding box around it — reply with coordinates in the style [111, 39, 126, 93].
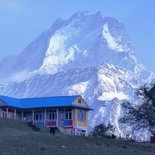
[0, 95, 22, 108]
[0, 95, 91, 110]
[20, 96, 79, 108]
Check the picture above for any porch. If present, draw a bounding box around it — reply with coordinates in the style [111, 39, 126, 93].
[0, 108, 73, 128]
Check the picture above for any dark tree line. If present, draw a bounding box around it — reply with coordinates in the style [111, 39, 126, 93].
[120, 82, 155, 131]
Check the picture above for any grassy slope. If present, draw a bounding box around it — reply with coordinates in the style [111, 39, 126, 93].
[0, 119, 154, 155]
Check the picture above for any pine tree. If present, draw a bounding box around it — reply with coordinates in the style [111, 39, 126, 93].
[121, 82, 155, 130]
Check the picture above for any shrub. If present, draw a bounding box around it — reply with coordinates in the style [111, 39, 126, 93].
[27, 121, 40, 131]
[92, 124, 115, 138]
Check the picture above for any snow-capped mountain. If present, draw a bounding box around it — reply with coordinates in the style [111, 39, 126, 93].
[0, 12, 153, 141]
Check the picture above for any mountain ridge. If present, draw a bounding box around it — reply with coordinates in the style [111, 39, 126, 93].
[0, 11, 150, 81]
[0, 12, 153, 141]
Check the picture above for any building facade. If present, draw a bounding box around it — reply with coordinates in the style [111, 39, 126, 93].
[0, 95, 92, 135]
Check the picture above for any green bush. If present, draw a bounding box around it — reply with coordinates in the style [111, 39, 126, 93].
[92, 124, 116, 138]
[27, 121, 40, 131]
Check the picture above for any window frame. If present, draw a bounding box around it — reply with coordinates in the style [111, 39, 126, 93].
[34, 112, 42, 121]
[65, 110, 72, 120]
[77, 110, 86, 121]
[48, 110, 57, 121]
[78, 99, 82, 104]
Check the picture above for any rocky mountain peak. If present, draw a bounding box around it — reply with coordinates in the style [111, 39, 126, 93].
[0, 12, 153, 141]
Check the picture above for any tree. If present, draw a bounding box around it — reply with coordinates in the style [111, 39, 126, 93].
[92, 124, 115, 138]
[121, 82, 155, 131]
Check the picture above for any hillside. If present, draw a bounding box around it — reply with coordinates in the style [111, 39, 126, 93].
[0, 119, 154, 155]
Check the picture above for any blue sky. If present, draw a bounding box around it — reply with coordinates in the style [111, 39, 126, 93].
[0, 0, 155, 71]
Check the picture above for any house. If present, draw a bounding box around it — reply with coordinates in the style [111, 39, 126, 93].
[0, 95, 92, 135]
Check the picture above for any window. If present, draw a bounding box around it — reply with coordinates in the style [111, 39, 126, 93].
[48, 110, 57, 121]
[78, 110, 86, 121]
[65, 110, 72, 120]
[78, 99, 82, 104]
[34, 112, 42, 121]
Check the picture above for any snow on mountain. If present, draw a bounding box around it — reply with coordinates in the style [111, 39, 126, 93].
[0, 11, 153, 141]
[102, 23, 129, 52]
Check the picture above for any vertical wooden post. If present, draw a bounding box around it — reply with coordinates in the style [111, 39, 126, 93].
[0, 109, 2, 118]
[14, 109, 16, 120]
[72, 109, 74, 127]
[44, 109, 46, 126]
[32, 110, 34, 124]
[6, 108, 8, 118]
[56, 108, 58, 127]
[21, 111, 24, 120]
[72, 109, 73, 121]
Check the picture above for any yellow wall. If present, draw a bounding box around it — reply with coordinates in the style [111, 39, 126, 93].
[0, 100, 4, 104]
[72, 96, 89, 128]
[73, 109, 88, 128]
[73, 96, 87, 106]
